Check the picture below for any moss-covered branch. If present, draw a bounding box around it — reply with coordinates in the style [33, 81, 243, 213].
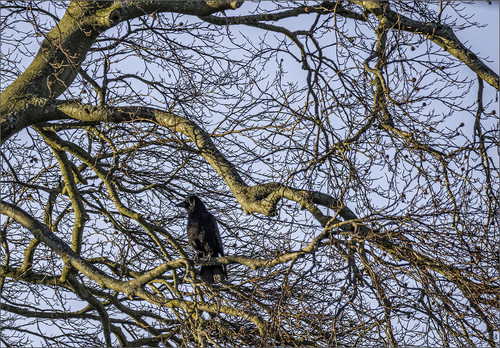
[1, 1, 243, 141]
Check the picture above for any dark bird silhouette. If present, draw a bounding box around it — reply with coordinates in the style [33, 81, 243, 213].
[177, 195, 226, 283]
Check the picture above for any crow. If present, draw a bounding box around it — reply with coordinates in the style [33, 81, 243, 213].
[177, 195, 227, 283]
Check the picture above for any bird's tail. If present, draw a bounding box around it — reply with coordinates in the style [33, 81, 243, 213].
[200, 265, 227, 284]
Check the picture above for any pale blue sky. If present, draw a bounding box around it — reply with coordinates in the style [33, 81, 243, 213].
[458, 1, 499, 71]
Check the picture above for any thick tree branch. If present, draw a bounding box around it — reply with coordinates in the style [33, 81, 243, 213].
[354, 1, 499, 89]
[0, 200, 132, 293]
[199, 1, 365, 25]
[1, 0, 243, 141]
[0, 200, 267, 334]
[31, 102, 350, 223]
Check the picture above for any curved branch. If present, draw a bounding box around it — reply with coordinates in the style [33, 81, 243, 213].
[199, 2, 365, 25]
[28, 101, 349, 222]
[0, 200, 268, 334]
[354, 1, 499, 89]
[1, 1, 243, 141]
[0, 200, 131, 293]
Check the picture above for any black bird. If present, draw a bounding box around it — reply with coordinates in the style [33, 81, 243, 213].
[177, 195, 227, 283]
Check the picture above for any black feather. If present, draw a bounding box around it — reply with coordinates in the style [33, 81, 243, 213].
[177, 195, 227, 283]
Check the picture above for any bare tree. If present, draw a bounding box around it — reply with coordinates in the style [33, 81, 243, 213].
[1, 1, 498, 347]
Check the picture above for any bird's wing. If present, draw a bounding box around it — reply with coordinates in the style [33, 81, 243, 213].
[209, 214, 224, 256]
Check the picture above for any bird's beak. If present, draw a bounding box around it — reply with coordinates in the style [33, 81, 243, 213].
[175, 202, 185, 208]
